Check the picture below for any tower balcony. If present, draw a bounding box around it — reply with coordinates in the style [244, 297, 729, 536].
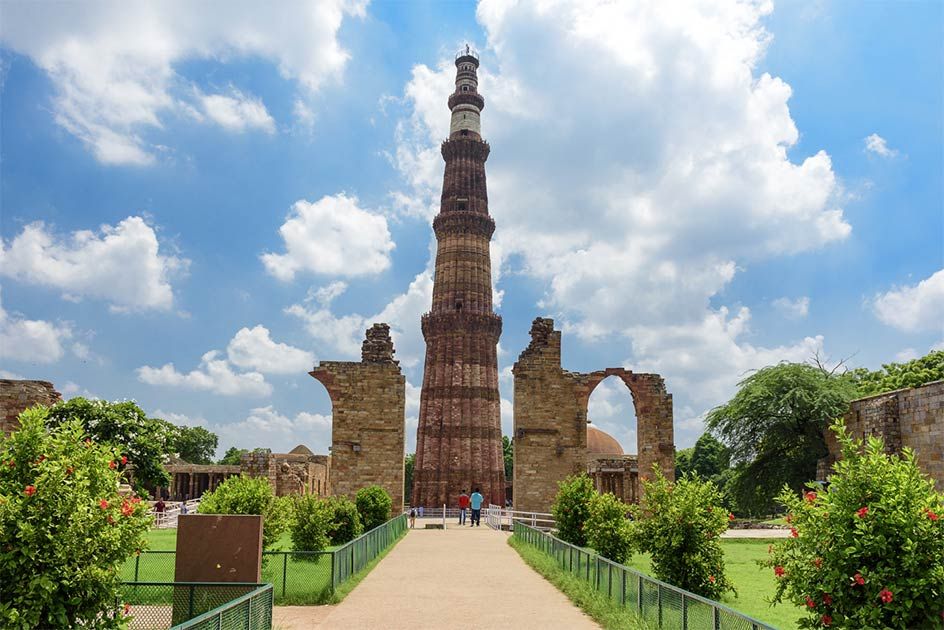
[448, 91, 485, 111]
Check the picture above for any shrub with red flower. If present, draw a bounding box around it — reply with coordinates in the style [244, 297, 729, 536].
[762, 419, 944, 629]
[805, 491, 817, 503]
[0, 407, 151, 629]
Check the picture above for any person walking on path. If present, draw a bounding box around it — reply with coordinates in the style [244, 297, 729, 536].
[469, 488, 484, 527]
[458, 490, 470, 525]
[409, 508, 416, 529]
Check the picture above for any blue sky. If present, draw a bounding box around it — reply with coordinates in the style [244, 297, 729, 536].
[1, 0, 941, 459]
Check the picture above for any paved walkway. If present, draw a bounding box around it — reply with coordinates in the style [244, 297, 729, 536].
[722, 528, 789, 538]
[273, 521, 600, 629]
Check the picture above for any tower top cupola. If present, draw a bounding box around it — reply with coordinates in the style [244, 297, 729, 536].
[449, 44, 484, 139]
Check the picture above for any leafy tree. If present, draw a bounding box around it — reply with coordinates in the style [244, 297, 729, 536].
[172, 426, 218, 465]
[631, 467, 735, 600]
[218, 447, 249, 466]
[846, 350, 944, 397]
[690, 433, 730, 479]
[290, 495, 332, 553]
[355, 485, 392, 531]
[324, 496, 363, 544]
[551, 474, 596, 547]
[706, 363, 858, 515]
[404, 453, 414, 502]
[0, 408, 151, 629]
[586, 492, 635, 563]
[502, 435, 514, 480]
[764, 419, 944, 629]
[45, 397, 173, 491]
[198, 476, 289, 549]
[675, 447, 694, 479]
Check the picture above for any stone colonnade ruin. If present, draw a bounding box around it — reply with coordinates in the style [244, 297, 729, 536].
[310, 323, 405, 511]
[512, 318, 675, 513]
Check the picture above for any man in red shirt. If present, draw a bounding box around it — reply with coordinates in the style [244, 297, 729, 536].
[458, 490, 470, 526]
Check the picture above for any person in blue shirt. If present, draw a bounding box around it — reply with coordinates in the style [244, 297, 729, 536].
[469, 488, 484, 527]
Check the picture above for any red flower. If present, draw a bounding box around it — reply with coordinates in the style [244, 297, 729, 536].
[821, 614, 832, 626]
[121, 455, 128, 465]
[928, 509, 940, 521]
[790, 527, 799, 538]
[121, 500, 134, 517]
[806, 597, 816, 609]
[805, 491, 817, 503]
[36, 455, 46, 463]
[708, 575, 716, 583]
[774, 566, 785, 577]
[85, 439, 92, 446]
[124, 603, 131, 616]
[822, 593, 833, 606]
[856, 506, 869, 518]
[24, 485, 36, 496]
[6, 460, 14, 468]
[879, 588, 893, 604]
[99, 499, 109, 510]
[109, 460, 117, 469]
[813, 557, 823, 568]
[727, 513, 734, 521]
[66, 467, 74, 475]
[785, 514, 793, 524]
[131, 496, 141, 504]
[853, 573, 865, 586]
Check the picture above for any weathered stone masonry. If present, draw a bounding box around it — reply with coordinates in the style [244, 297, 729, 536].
[412, 49, 505, 508]
[311, 324, 405, 512]
[818, 380, 944, 490]
[1, 379, 62, 435]
[513, 318, 674, 513]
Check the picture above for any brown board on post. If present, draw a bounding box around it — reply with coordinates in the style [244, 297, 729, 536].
[172, 514, 263, 624]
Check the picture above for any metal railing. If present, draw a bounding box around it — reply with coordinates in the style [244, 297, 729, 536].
[119, 582, 271, 629]
[485, 504, 555, 531]
[151, 499, 201, 529]
[513, 522, 777, 630]
[124, 513, 407, 605]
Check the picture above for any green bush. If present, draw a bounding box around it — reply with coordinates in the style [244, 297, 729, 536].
[551, 474, 596, 547]
[631, 467, 734, 599]
[355, 486, 392, 531]
[290, 495, 332, 553]
[0, 408, 151, 629]
[764, 419, 944, 629]
[585, 492, 635, 563]
[198, 475, 288, 549]
[325, 496, 363, 544]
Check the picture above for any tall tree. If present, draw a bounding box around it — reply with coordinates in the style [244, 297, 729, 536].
[706, 363, 857, 515]
[218, 447, 248, 465]
[846, 349, 944, 396]
[173, 426, 218, 464]
[404, 453, 414, 502]
[45, 397, 173, 490]
[502, 436, 514, 481]
[690, 433, 730, 479]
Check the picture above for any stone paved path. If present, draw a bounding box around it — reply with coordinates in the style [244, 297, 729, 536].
[273, 521, 600, 629]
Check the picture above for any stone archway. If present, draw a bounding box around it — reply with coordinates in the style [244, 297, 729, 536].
[512, 318, 674, 513]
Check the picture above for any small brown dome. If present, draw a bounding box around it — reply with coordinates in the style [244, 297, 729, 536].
[289, 444, 314, 456]
[587, 425, 624, 456]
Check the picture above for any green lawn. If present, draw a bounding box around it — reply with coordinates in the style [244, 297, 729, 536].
[621, 539, 802, 630]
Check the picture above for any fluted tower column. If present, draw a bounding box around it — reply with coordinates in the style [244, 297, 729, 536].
[412, 47, 505, 508]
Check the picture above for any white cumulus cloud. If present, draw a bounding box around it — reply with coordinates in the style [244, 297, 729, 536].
[0, 0, 366, 164]
[864, 133, 898, 158]
[261, 194, 395, 281]
[0, 216, 188, 311]
[137, 350, 271, 397]
[226, 325, 315, 374]
[196, 88, 276, 133]
[215, 405, 332, 455]
[772, 296, 810, 319]
[0, 290, 74, 363]
[872, 268, 944, 333]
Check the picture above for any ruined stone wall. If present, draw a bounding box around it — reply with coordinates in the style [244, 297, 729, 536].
[310, 324, 405, 512]
[1, 380, 62, 435]
[513, 318, 674, 513]
[241, 451, 277, 489]
[820, 381, 944, 490]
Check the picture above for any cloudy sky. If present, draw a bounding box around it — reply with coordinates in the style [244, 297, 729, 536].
[1, 0, 941, 459]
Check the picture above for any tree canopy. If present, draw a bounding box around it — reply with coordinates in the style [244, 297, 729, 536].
[219, 447, 249, 466]
[171, 426, 218, 464]
[846, 349, 944, 396]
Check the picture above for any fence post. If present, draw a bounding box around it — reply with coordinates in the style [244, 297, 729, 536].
[682, 594, 688, 630]
[134, 554, 140, 582]
[620, 567, 625, 606]
[330, 550, 336, 593]
[188, 584, 195, 620]
[282, 553, 288, 599]
[246, 593, 252, 628]
[713, 605, 721, 630]
[637, 574, 643, 612]
[657, 585, 663, 628]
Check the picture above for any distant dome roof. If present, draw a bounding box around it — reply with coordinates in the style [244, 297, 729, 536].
[289, 444, 314, 456]
[587, 425, 624, 456]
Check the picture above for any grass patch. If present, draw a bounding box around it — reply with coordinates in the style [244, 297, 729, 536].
[508, 535, 649, 630]
[623, 539, 802, 630]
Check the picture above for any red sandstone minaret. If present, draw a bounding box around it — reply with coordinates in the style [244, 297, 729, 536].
[412, 46, 505, 508]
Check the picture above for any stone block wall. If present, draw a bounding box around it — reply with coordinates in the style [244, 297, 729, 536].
[310, 324, 405, 513]
[819, 380, 944, 490]
[512, 318, 674, 513]
[1, 380, 62, 435]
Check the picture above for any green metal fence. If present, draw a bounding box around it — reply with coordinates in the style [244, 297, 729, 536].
[513, 522, 778, 630]
[119, 582, 271, 630]
[125, 513, 407, 605]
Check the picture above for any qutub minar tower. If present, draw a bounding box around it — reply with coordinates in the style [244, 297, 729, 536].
[412, 47, 506, 508]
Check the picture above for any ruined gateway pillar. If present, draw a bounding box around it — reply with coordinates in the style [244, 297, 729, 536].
[412, 48, 506, 508]
[310, 324, 405, 511]
[513, 318, 674, 513]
